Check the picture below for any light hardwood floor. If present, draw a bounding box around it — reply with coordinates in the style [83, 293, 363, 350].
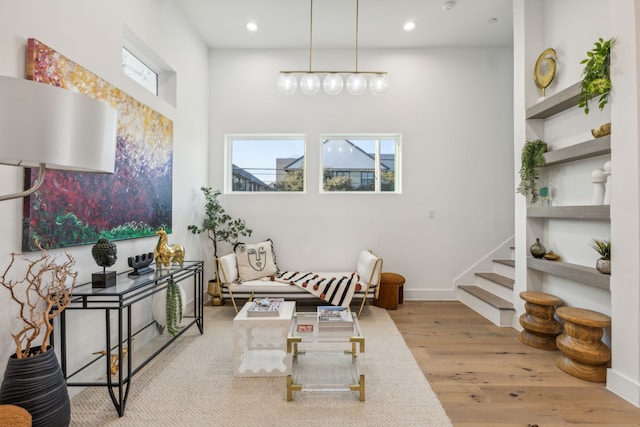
[387, 301, 640, 426]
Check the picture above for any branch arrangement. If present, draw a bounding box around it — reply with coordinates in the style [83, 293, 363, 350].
[1, 246, 78, 358]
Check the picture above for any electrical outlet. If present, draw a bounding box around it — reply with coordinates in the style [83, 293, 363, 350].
[428, 208, 435, 219]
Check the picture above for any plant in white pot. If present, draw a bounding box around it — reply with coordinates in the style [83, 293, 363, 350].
[0, 245, 77, 427]
[590, 238, 611, 274]
[187, 187, 252, 305]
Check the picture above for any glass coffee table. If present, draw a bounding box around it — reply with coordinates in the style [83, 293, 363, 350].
[286, 310, 365, 401]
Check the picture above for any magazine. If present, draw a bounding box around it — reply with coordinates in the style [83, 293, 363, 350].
[246, 298, 284, 317]
[317, 306, 353, 326]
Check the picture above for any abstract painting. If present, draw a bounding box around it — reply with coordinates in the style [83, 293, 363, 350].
[22, 38, 173, 251]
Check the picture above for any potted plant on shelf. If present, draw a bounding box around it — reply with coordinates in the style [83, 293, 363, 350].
[0, 245, 77, 427]
[590, 238, 611, 274]
[579, 37, 614, 115]
[517, 139, 547, 204]
[187, 186, 252, 305]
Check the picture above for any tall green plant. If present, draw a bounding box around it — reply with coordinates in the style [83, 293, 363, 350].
[517, 139, 547, 204]
[187, 187, 252, 259]
[579, 37, 614, 114]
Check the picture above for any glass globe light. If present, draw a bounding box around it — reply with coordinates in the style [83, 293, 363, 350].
[300, 73, 321, 95]
[277, 73, 297, 95]
[346, 74, 367, 95]
[323, 74, 344, 95]
[369, 74, 389, 95]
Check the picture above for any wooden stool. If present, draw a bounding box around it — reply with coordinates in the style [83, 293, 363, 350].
[0, 404, 31, 426]
[518, 291, 562, 350]
[375, 272, 405, 310]
[556, 306, 611, 382]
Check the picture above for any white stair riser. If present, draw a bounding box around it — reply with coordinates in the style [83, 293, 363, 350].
[493, 262, 515, 280]
[458, 290, 515, 327]
[474, 277, 514, 302]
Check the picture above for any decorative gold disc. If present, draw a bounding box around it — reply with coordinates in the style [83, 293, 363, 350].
[534, 48, 557, 97]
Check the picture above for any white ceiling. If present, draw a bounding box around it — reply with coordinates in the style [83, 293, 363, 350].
[176, 0, 513, 49]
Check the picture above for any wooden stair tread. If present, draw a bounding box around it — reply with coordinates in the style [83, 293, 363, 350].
[493, 259, 515, 267]
[474, 272, 514, 289]
[459, 285, 514, 310]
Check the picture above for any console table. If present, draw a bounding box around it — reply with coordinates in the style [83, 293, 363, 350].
[58, 261, 204, 416]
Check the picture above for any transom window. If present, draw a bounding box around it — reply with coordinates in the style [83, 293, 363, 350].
[226, 135, 305, 192]
[320, 135, 401, 193]
[122, 47, 158, 95]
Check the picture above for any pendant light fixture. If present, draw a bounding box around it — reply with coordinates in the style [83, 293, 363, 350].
[277, 0, 389, 96]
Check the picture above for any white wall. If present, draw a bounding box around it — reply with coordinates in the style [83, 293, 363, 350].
[0, 0, 209, 380]
[208, 47, 515, 300]
[514, 0, 640, 406]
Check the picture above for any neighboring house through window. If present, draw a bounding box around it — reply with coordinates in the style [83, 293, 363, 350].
[226, 135, 305, 192]
[317, 135, 401, 193]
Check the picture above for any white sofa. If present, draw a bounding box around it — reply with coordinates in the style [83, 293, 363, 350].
[217, 249, 383, 317]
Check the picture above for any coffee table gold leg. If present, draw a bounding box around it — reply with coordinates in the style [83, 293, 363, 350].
[350, 374, 365, 401]
[287, 375, 302, 401]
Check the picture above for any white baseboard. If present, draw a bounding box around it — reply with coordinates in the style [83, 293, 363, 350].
[607, 368, 640, 407]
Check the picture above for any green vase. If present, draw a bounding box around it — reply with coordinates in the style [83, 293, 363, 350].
[530, 238, 546, 259]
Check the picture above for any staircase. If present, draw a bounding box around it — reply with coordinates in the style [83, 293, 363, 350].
[456, 246, 516, 327]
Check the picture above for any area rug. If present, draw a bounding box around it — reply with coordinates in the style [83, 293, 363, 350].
[70, 304, 452, 426]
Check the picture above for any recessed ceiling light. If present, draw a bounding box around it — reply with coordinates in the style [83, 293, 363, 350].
[488, 17, 498, 24]
[403, 21, 416, 32]
[441, 1, 455, 11]
[246, 21, 258, 32]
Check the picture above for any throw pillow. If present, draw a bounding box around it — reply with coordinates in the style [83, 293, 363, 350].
[235, 239, 279, 282]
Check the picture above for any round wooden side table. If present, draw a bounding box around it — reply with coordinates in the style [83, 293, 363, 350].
[518, 291, 562, 350]
[555, 306, 611, 382]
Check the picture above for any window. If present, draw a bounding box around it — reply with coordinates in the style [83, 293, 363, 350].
[122, 47, 158, 95]
[122, 26, 177, 105]
[321, 135, 401, 193]
[226, 135, 305, 192]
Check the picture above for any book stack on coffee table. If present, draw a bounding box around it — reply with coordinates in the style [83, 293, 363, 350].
[246, 298, 285, 317]
[317, 306, 353, 331]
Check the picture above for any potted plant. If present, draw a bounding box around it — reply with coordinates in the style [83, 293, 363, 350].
[579, 37, 614, 114]
[187, 186, 252, 305]
[590, 238, 611, 274]
[517, 139, 547, 204]
[0, 246, 77, 426]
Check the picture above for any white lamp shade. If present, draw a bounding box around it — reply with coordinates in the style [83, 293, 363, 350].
[346, 74, 367, 95]
[369, 74, 389, 95]
[277, 73, 297, 95]
[300, 73, 321, 95]
[0, 76, 117, 173]
[323, 74, 344, 95]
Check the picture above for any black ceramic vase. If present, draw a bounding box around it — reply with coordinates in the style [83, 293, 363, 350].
[0, 346, 70, 427]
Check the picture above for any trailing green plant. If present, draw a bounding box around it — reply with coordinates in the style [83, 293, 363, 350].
[590, 238, 611, 260]
[165, 280, 183, 336]
[579, 37, 614, 114]
[517, 139, 547, 204]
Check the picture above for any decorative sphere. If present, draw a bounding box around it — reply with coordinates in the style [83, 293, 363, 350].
[369, 74, 389, 95]
[300, 73, 321, 95]
[277, 73, 297, 95]
[91, 238, 117, 267]
[323, 74, 344, 95]
[346, 74, 367, 95]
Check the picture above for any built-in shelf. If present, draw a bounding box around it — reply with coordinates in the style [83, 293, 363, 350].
[543, 135, 611, 167]
[528, 205, 610, 220]
[526, 82, 581, 119]
[527, 257, 610, 291]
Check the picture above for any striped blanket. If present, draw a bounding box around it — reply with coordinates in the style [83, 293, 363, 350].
[274, 271, 362, 307]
